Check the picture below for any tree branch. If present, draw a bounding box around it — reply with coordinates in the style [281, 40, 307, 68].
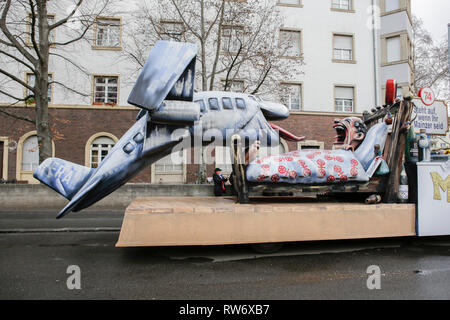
[28, 0, 43, 61]
[49, 52, 90, 75]
[0, 103, 35, 123]
[0, 48, 36, 72]
[50, 81, 89, 97]
[0, 0, 37, 65]
[0, 68, 35, 92]
[0, 88, 33, 102]
[48, 0, 83, 30]
[170, 0, 201, 40]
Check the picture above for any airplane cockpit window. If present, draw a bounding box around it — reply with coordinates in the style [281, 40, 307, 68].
[209, 98, 220, 110]
[235, 98, 246, 110]
[222, 97, 233, 110]
[248, 95, 262, 102]
[195, 99, 206, 113]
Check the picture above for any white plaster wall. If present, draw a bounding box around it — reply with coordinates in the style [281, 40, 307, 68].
[1, 0, 413, 114]
[278, 0, 376, 113]
[380, 11, 413, 38]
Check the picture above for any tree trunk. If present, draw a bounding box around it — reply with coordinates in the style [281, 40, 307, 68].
[35, 0, 52, 163]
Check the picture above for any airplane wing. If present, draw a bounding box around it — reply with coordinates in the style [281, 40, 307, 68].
[127, 41, 197, 111]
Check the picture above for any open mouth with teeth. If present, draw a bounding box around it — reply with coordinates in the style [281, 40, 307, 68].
[333, 121, 348, 145]
[332, 117, 368, 150]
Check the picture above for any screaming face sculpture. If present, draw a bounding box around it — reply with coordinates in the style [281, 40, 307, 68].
[333, 117, 368, 151]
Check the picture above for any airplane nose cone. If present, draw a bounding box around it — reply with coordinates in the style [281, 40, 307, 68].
[259, 101, 290, 121]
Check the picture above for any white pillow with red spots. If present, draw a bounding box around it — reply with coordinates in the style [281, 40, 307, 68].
[246, 149, 369, 184]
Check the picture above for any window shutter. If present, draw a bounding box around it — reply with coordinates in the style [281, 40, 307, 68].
[385, 0, 400, 12]
[334, 35, 352, 50]
[386, 36, 401, 62]
[335, 87, 354, 99]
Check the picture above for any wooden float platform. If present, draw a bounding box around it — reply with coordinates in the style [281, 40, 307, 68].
[116, 197, 416, 247]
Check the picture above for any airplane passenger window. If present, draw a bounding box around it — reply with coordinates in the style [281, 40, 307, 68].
[133, 132, 144, 143]
[222, 97, 233, 110]
[195, 99, 206, 113]
[236, 98, 246, 109]
[209, 98, 220, 110]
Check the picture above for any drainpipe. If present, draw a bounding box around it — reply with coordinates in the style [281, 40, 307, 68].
[372, 0, 380, 106]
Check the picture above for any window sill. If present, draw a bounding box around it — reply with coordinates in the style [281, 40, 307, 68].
[332, 59, 356, 64]
[276, 3, 303, 8]
[330, 8, 355, 13]
[92, 102, 118, 107]
[154, 172, 184, 175]
[26, 42, 56, 48]
[380, 8, 408, 16]
[280, 55, 304, 60]
[289, 110, 362, 116]
[381, 59, 409, 67]
[91, 46, 123, 51]
[24, 101, 53, 105]
[334, 111, 356, 115]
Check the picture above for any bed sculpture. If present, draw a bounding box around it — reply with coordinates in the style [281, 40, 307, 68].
[231, 80, 414, 204]
[246, 116, 390, 185]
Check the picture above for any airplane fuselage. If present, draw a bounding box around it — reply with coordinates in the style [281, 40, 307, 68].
[49, 91, 289, 217]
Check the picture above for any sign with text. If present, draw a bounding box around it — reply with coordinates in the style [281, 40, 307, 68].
[413, 99, 449, 135]
[419, 87, 435, 106]
[417, 161, 450, 236]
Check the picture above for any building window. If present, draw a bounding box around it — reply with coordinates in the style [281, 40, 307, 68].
[221, 26, 243, 53]
[159, 21, 184, 41]
[385, 0, 400, 12]
[155, 152, 183, 174]
[222, 79, 244, 92]
[277, 0, 301, 5]
[26, 73, 53, 103]
[27, 14, 55, 44]
[333, 34, 353, 61]
[335, 86, 354, 113]
[332, 0, 352, 10]
[215, 146, 233, 175]
[386, 35, 401, 63]
[298, 140, 325, 150]
[280, 83, 302, 110]
[279, 29, 302, 58]
[90, 136, 115, 168]
[93, 76, 118, 105]
[21, 135, 39, 172]
[95, 18, 121, 48]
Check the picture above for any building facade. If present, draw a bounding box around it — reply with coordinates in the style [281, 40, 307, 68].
[0, 0, 413, 184]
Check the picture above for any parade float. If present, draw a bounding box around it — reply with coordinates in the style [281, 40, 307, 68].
[32, 41, 449, 250]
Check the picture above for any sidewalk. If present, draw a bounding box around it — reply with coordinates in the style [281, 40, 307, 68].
[0, 183, 214, 210]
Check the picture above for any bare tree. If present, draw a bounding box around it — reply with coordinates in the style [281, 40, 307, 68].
[0, 0, 114, 163]
[122, 0, 303, 182]
[412, 15, 449, 100]
[123, 0, 303, 98]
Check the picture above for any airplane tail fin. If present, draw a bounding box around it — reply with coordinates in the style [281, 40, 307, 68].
[33, 158, 94, 200]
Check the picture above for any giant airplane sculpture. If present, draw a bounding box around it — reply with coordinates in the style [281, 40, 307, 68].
[33, 41, 303, 218]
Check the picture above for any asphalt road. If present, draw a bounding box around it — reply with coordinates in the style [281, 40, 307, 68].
[1, 210, 450, 300]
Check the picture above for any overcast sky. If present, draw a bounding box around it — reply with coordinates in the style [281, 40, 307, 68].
[412, 0, 450, 42]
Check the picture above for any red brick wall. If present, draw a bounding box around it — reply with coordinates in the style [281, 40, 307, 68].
[0, 107, 150, 182]
[0, 107, 343, 183]
[273, 113, 338, 151]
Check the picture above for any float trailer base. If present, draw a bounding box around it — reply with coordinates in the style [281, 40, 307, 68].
[116, 197, 416, 247]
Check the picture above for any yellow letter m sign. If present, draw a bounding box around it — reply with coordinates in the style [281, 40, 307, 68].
[430, 172, 450, 203]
